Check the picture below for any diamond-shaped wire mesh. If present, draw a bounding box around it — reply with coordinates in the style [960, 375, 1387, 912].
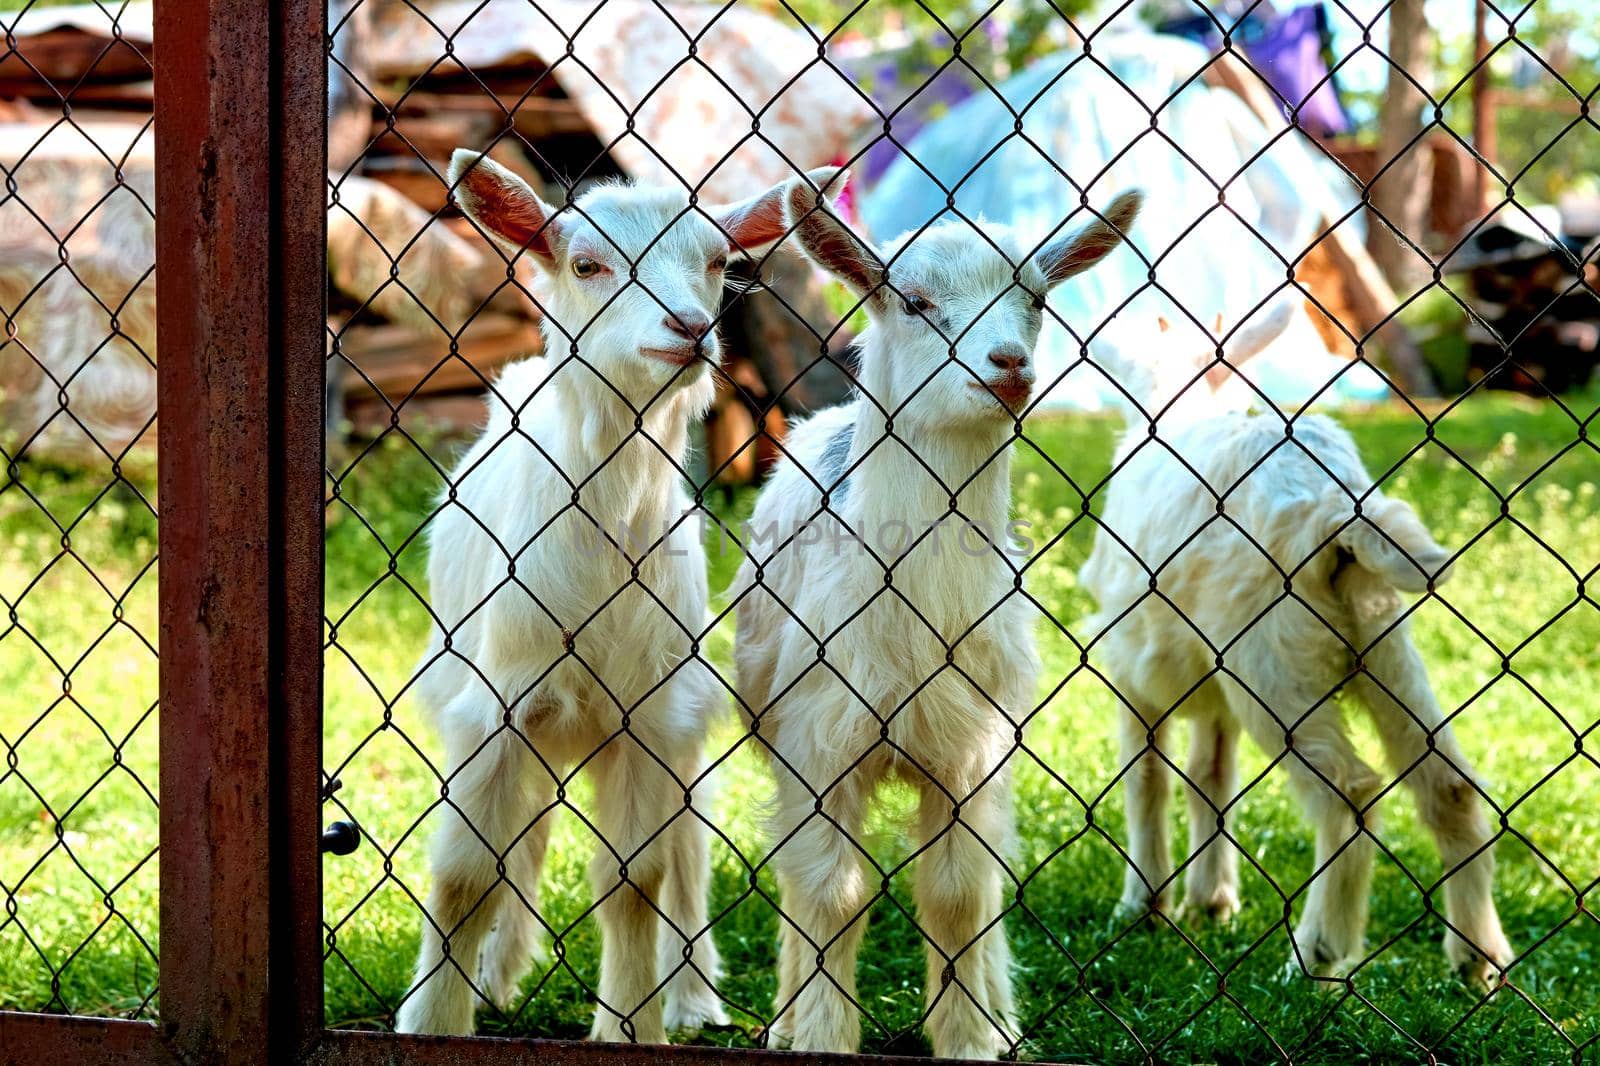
[317, 0, 1600, 1061]
[8, 0, 1598, 1060]
[0, 0, 160, 1021]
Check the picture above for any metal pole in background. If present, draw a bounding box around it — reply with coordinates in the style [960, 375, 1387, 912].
[1471, 0, 1498, 216]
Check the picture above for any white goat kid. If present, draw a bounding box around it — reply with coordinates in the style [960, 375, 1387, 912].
[397, 150, 834, 1042]
[1080, 306, 1513, 983]
[733, 182, 1142, 1057]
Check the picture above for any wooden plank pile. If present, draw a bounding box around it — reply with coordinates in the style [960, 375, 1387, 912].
[1451, 210, 1600, 394]
[1, 2, 585, 442]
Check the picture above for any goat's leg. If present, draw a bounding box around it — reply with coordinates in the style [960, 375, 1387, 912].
[914, 768, 1017, 1060]
[1181, 699, 1242, 921]
[980, 900, 1015, 1049]
[767, 913, 805, 1047]
[477, 778, 554, 1010]
[1228, 677, 1382, 978]
[1117, 701, 1176, 919]
[772, 767, 871, 1054]
[397, 721, 535, 1034]
[1346, 612, 1511, 982]
[656, 745, 728, 1032]
[587, 736, 676, 1044]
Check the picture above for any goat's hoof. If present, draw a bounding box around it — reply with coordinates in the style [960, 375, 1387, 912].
[1455, 956, 1501, 991]
[477, 950, 541, 1012]
[1112, 895, 1171, 929]
[394, 997, 473, 1037]
[589, 1017, 668, 1045]
[664, 991, 730, 1032]
[1282, 948, 1350, 985]
[1448, 932, 1513, 990]
[476, 973, 521, 1013]
[1180, 888, 1241, 924]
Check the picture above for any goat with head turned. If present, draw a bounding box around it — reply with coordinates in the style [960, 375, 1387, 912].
[732, 182, 1142, 1057]
[396, 150, 837, 1042]
[1080, 304, 1512, 984]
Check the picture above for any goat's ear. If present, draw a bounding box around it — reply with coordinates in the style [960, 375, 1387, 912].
[782, 174, 884, 297]
[1198, 301, 1296, 390]
[449, 148, 562, 269]
[713, 166, 845, 258]
[1035, 190, 1143, 288]
[1224, 301, 1295, 367]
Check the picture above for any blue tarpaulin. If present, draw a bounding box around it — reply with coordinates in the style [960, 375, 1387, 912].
[857, 32, 1389, 412]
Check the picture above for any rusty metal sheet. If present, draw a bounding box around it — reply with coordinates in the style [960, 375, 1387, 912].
[0, 1013, 179, 1066]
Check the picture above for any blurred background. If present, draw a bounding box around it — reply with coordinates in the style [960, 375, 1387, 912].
[4, 0, 1598, 477]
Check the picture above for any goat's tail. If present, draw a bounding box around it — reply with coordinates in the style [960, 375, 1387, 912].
[1333, 494, 1454, 594]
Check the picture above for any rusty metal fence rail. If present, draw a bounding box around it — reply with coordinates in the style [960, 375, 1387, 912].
[3, 0, 1599, 1064]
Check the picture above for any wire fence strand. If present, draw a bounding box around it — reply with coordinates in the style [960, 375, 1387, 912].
[2, 0, 1598, 1062]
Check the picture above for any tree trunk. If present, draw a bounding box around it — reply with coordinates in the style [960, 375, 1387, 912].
[1470, 0, 1498, 216]
[1366, 0, 1435, 291]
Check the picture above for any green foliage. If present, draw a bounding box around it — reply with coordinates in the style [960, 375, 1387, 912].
[4, 394, 1599, 1059]
[1434, 0, 1600, 205]
[1398, 286, 1472, 393]
[754, 0, 1094, 75]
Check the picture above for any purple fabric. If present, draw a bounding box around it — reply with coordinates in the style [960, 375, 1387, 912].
[1244, 5, 1349, 137]
[1163, 4, 1350, 138]
[835, 53, 985, 186]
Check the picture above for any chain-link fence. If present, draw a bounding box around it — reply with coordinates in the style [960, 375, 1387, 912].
[0, 0, 160, 1023]
[5, 0, 1600, 1064]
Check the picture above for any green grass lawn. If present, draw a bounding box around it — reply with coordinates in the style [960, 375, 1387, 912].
[4, 392, 1599, 1063]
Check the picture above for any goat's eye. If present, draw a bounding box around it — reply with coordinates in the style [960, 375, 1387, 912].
[571, 257, 603, 279]
[709, 255, 729, 273]
[1030, 292, 1048, 312]
[901, 293, 936, 317]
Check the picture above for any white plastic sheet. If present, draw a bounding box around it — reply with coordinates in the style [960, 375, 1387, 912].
[859, 32, 1389, 411]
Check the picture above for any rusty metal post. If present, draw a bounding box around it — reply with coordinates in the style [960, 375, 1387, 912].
[154, 0, 327, 1064]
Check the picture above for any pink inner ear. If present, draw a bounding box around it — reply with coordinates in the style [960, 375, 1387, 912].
[715, 195, 788, 255]
[784, 181, 882, 294]
[460, 167, 556, 259]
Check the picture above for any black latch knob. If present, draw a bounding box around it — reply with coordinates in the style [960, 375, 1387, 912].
[320, 820, 360, 856]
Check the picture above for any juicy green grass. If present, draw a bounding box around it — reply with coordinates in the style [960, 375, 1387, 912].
[4, 393, 1600, 1063]
[0, 0, 94, 13]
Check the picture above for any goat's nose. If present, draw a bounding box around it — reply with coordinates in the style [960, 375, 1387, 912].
[987, 344, 1029, 372]
[663, 311, 713, 341]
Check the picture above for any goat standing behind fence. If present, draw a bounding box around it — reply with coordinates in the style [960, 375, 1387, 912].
[396, 152, 834, 1042]
[1080, 306, 1513, 983]
[733, 184, 1141, 1057]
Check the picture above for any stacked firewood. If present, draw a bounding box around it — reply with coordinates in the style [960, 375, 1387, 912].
[0, 5, 591, 445]
[1455, 216, 1600, 394]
